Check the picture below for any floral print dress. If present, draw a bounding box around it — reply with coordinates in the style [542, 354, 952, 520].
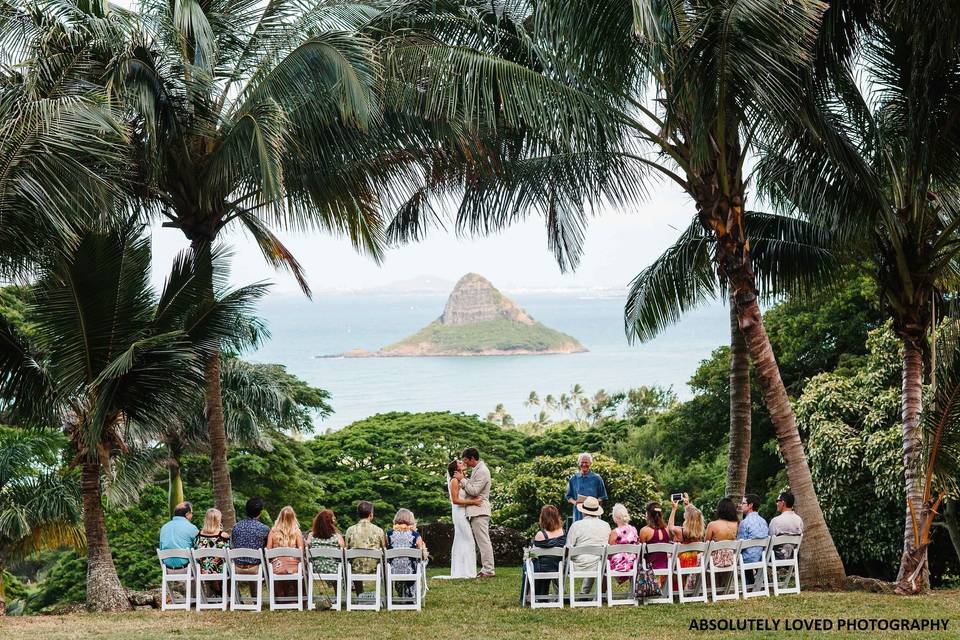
[608, 524, 639, 579]
[194, 530, 230, 573]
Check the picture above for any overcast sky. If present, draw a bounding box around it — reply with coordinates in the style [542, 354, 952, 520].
[150, 181, 698, 295]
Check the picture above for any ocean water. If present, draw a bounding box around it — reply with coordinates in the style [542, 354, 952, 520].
[248, 292, 731, 430]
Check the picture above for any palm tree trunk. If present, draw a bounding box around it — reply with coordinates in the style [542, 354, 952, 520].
[191, 240, 237, 530]
[205, 351, 236, 529]
[168, 457, 185, 518]
[81, 458, 130, 612]
[735, 295, 846, 587]
[895, 339, 929, 593]
[726, 294, 752, 498]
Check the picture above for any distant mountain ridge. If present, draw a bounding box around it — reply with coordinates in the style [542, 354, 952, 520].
[339, 273, 587, 357]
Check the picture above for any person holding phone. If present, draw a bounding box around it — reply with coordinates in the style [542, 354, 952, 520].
[565, 452, 608, 523]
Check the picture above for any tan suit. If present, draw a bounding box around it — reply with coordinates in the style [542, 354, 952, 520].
[461, 460, 494, 574]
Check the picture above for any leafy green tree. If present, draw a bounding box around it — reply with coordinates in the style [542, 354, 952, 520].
[493, 454, 659, 535]
[308, 412, 530, 526]
[758, 4, 960, 592]
[0, 429, 83, 616]
[0, 223, 264, 611]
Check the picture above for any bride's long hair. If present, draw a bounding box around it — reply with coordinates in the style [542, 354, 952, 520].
[447, 459, 460, 480]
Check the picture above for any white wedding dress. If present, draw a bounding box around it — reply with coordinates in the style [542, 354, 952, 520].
[434, 480, 477, 579]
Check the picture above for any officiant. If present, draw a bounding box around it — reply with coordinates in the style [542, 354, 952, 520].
[565, 453, 608, 523]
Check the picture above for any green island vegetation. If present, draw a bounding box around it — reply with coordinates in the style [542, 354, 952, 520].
[382, 317, 584, 355]
[1, 0, 960, 633]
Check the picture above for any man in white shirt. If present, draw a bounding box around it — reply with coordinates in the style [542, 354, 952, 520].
[565, 496, 611, 595]
[769, 491, 804, 559]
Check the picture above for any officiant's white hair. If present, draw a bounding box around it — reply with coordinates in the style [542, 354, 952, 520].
[577, 452, 593, 464]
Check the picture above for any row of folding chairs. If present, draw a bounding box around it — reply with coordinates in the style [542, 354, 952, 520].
[156, 546, 427, 612]
[522, 534, 802, 608]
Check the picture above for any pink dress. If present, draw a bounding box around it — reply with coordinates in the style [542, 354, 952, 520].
[608, 524, 639, 574]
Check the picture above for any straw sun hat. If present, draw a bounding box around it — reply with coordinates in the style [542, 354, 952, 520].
[577, 496, 604, 517]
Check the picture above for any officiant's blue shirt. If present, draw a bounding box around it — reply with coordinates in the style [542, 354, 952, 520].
[565, 471, 608, 521]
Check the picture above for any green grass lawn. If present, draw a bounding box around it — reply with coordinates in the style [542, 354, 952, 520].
[4, 568, 959, 640]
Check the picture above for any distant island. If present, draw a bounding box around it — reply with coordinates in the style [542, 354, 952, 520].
[333, 273, 587, 357]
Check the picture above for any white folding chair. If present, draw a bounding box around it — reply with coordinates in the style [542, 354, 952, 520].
[157, 549, 193, 611]
[674, 542, 709, 604]
[602, 544, 641, 606]
[264, 547, 304, 610]
[385, 548, 425, 611]
[707, 539, 741, 601]
[566, 545, 604, 608]
[345, 549, 383, 611]
[640, 542, 677, 604]
[192, 548, 229, 610]
[523, 547, 566, 608]
[768, 534, 803, 595]
[307, 546, 345, 610]
[739, 537, 771, 598]
[229, 548, 265, 611]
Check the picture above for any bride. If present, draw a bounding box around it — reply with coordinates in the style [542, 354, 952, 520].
[435, 458, 479, 579]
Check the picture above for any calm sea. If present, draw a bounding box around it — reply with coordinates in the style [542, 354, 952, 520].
[248, 292, 730, 430]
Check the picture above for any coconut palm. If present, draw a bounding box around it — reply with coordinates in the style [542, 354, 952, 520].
[0, 221, 266, 611]
[0, 0, 618, 529]
[757, 4, 960, 593]
[0, 428, 83, 616]
[517, 0, 847, 586]
[625, 212, 837, 497]
[0, 1, 126, 279]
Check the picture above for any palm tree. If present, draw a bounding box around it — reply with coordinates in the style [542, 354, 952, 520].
[523, 0, 847, 586]
[523, 391, 541, 420]
[2, 0, 613, 529]
[757, 5, 960, 593]
[625, 212, 837, 497]
[0, 428, 83, 616]
[0, 1, 126, 280]
[0, 222, 266, 611]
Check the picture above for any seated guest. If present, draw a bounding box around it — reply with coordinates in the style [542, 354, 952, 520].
[230, 497, 270, 598]
[769, 491, 804, 559]
[194, 508, 230, 597]
[606, 503, 638, 582]
[266, 506, 304, 598]
[737, 493, 769, 586]
[305, 508, 345, 608]
[520, 504, 566, 604]
[159, 501, 198, 572]
[638, 501, 671, 584]
[386, 509, 427, 598]
[705, 497, 739, 569]
[344, 501, 386, 595]
[669, 494, 705, 590]
[565, 496, 611, 594]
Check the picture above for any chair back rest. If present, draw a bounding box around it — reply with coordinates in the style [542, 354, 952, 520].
[643, 542, 676, 555]
[739, 537, 770, 551]
[604, 544, 642, 556]
[192, 548, 229, 560]
[385, 548, 423, 561]
[526, 547, 566, 560]
[770, 534, 802, 548]
[308, 546, 344, 561]
[264, 547, 303, 560]
[229, 548, 264, 562]
[346, 548, 384, 561]
[566, 544, 605, 560]
[157, 548, 192, 561]
[707, 539, 740, 552]
[675, 541, 708, 554]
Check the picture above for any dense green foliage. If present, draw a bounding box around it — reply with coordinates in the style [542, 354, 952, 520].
[384, 318, 582, 354]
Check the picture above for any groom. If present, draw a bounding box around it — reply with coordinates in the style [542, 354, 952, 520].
[460, 447, 495, 578]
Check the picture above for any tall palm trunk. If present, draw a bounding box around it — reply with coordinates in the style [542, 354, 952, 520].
[726, 294, 752, 497]
[896, 338, 929, 592]
[81, 458, 129, 612]
[191, 239, 237, 530]
[705, 188, 845, 587]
